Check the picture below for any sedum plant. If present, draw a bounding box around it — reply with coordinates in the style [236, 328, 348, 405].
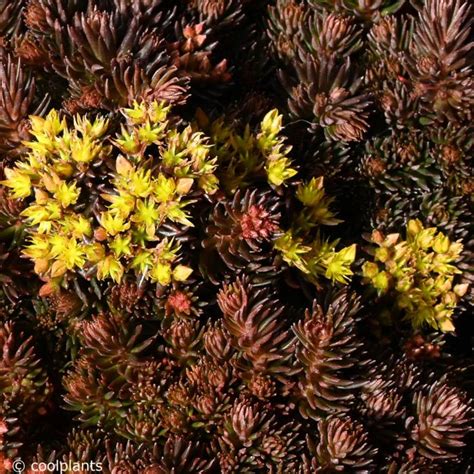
[2, 101, 356, 292]
[275, 177, 357, 285]
[362, 219, 468, 331]
[200, 107, 297, 192]
[1, 102, 217, 289]
[0, 0, 472, 471]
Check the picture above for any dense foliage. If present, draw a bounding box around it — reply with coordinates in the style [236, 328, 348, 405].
[0, 0, 472, 472]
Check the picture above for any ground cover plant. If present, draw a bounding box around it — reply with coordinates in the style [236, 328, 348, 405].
[0, 0, 472, 472]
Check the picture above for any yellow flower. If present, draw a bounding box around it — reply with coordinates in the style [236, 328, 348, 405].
[37, 221, 53, 234]
[296, 177, 325, 207]
[122, 101, 148, 124]
[109, 234, 132, 257]
[133, 199, 160, 229]
[150, 262, 172, 286]
[48, 234, 69, 258]
[154, 174, 176, 202]
[260, 109, 282, 139]
[53, 160, 75, 179]
[74, 115, 109, 138]
[21, 204, 50, 225]
[128, 168, 153, 198]
[1, 168, 32, 199]
[61, 238, 86, 270]
[24, 136, 54, 157]
[164, 202, 193, 227]
[54, 181, 80, 208]
[362, 261, 379, 279]
[30, 110, 66, 140]
[137, 122, 164, 144]
[131, 250, 153, 274]
[198, 174, 219, 194]
[265, 156, 297, 187]
[323, 244, 356, 284]
[70, 136, 102, 164]
[162, 148, 184, 169]
[89, 116, 109, 138]
[25, 153, 44, 172]
[97, 255, 124, 283]
[373, 271, 390, 293]
[447, 240, 463, 259]
[375, 247, 391, 263]
[432, 233, 450, 254]
[274, 231, 311, 274]
[23, 235, 51, 260]
[149, 101, 170, 123]
[122, 100, 171, 126]
[45, 236, 85, 270]
[114, 127, 140, 155]
[407, 219, 423, 240]
[155, 238, 180, 262]
[415, 228, 436, 249]
[64, 215, 92, 238]
[100, 212, 131, 236]
[102, 191, 135, 218]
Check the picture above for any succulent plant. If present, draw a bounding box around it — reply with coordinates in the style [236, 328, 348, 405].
[0, 0, 472, 470]
[362, 219, 468, 332]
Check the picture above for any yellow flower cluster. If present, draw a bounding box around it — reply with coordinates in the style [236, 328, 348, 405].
[1, 101, 352, 290]
[2, 111, 109, 200]
[275, 177, 356, 285]
[201, 109, 297, 191]
[362, 220, 468, 332]
[1, 101, 219, 287]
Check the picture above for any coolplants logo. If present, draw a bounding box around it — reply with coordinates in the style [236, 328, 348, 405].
[12, 458, 103, 473]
